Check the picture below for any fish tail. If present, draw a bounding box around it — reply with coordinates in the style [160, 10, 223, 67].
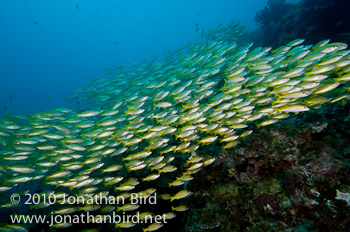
[274, 94, 282, 103]
[342, 99, 347, 106]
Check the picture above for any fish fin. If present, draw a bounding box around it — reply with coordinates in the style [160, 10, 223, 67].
[266, 91, 273, 96]
[247, 64, 252, 73]
[3, 179, 9, 186]
[341, 99, 347, 106]
[274, 94, 282, 103]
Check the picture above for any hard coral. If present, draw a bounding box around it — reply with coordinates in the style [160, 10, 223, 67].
[187, 104, 350, 231]
[251, 0, 350, 47]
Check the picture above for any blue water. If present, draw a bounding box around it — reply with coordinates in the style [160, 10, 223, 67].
[0, 0, 299, 117]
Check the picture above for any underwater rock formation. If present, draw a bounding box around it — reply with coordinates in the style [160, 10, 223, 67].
[251, 0, 350, 48]
[187, 103, 350, 231]
[255, 0, 292, 27]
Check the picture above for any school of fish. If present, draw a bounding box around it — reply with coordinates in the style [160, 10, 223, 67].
[1, 21, 350, 231]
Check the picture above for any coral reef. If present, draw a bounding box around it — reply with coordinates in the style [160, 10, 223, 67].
[249, 0, 350, 48]
[185, 103, 350, 231]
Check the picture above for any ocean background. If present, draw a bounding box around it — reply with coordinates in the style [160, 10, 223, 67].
[0, 0, 299, 118]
